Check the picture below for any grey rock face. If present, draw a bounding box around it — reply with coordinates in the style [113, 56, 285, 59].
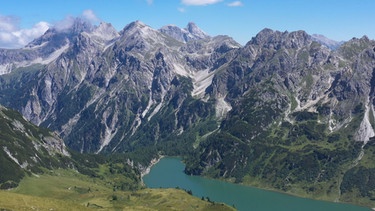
[0, 20, 240, 153]
[159, 22, 210, 43]
[0, 21, 374, 160]
[2, 21, 375, 204]
[311, 34, 343, 50]
[0, 105, 69, 173]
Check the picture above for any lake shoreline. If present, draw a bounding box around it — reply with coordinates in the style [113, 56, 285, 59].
[140, 155, 165, 178]
[144, 156, 372, 211]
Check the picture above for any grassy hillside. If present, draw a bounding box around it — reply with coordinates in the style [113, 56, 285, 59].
[0, 105, 234, 210]
[0, 169, 235, 211]
[0, 105, 73, 189]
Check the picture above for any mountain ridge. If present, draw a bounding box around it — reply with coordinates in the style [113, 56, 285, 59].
[1, 19, 375, 207]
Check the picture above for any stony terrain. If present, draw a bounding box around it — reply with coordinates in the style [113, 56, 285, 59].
[1, 18, 375, 207]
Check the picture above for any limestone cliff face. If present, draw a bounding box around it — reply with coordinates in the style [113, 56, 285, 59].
[185, 30, 375, 204]
[0, 19, 240, 153]
[1, 19, 375, 203]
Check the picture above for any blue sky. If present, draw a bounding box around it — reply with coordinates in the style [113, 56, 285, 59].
[0, 0, 374, 48]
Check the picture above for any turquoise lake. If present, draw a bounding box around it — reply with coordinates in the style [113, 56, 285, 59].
[143, 157, 371, 211]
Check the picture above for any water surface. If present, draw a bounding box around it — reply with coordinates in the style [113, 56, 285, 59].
[143, 157, 371, 211]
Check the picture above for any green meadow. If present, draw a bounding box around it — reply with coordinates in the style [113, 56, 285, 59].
[0, 169, 235, 211]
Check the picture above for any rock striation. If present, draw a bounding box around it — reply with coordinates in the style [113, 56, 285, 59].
[1, 19, 375, 206]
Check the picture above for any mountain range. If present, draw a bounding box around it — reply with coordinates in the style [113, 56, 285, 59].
[1, 18, 375, 207]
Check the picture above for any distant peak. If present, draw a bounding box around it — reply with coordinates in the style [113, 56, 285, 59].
[311, 34, 342, 50]
[96, 22, 117, 32]
[185, 22, 208, 38]
[249, 28, 277, 45]
[91, 22, 119, 41]
[186, 22, 198, 32]
[360, 35, 370, 42]
[258, 28, 275, 35]
[129, 20, 147, 28]
[249, 28, 312, 49]
[98, 22, 112, 27]
[159, 22, 209, 43]
[121, 20, 149, 33]
[53, 17, 94, 34]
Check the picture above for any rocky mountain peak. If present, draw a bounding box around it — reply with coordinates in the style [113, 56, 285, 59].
[248, 28, 312, 49]
[159, 22, 209, 43]
[24, 28, 70, 50]
[1, 20, 375, 207]
[119, 20, 161, 42]
[338, 35, 375, 60]
[311, 34, 343, 50]
[287, 30, 312, 48]
[96, 22, 118, 34]
[25, 17, 94, 50]
[90, 22, 119, 41]
[117, 20, 165, 52]
[159, 25, 186, 42]
[186, 22, 208, 39]
[345, 35, 373, 47]
[61, 17, 94, 34]
[121, 20, 148, 33]
[249, 28, 275, 44]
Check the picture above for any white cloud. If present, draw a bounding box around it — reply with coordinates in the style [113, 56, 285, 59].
[54, 15, 75, 31]
[178, 7, 186, 13]
[0, 14, 50, 49]
[146, 0, 153, 5]
[0, 9, 100, 49]
[82, 9, 99, 23]
[54, 10, 100, 32]
[227, 1, 243, 7]
[181, 0, 222, 6]
[13, 22, 50, 46]
[0, 15, 18, 31]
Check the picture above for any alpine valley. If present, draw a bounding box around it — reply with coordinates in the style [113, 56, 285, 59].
[1, 18, 375, 209]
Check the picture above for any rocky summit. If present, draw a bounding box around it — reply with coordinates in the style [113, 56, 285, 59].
[1, 18, 375, 206]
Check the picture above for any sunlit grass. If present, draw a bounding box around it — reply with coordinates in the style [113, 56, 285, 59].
[2, 169, 235, 210]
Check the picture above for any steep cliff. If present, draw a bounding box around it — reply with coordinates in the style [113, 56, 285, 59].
[1, 19, 375, 206]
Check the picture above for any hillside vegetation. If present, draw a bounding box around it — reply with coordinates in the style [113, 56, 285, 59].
[0, 105, 234, 210]
[0, 169, 234, 211]
[1, 19, 375, 208]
